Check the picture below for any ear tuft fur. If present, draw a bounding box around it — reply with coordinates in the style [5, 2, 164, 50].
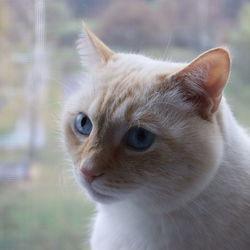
[76, 22, 114, 70]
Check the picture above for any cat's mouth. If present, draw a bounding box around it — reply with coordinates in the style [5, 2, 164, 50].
[75, 170, 119, 203]
[87, 185, 116, 203]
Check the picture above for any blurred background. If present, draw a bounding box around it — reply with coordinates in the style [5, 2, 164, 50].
[0, 0, 250, 249]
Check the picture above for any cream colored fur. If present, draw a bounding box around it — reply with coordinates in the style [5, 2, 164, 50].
[62, 26, 250, 250]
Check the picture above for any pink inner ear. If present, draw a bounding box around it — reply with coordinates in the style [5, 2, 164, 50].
[174, 48, 231, 118]
[201, 57, 230, 99]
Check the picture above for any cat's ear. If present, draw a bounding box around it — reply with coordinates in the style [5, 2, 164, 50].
[76, 22, 115, 70]
[171, 48, 231, 119]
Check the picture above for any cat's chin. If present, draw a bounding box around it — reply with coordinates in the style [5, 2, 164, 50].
[74, 172, 120, 204]
[87, 187, 119, 204]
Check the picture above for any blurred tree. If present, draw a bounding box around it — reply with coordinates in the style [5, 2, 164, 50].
[0, 0, 34, 133]
[97, 0, 166, 50]
[45, 1, 81, 77]
[6, 0, 34, 48]
[157, 0, 197, 48]
[0, 1, 29, 88]
[221, 0, 246, 19]
[46, 1, 76, 47]
[64, 0, 112, 18]
[158, 0, 247, 50]
[232, 2, 250, 44]
[0, 1, 11, 85]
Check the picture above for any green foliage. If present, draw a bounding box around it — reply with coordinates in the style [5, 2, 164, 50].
[225, 69, 250, 127]
[233, 3, 250, 43]
[231, 2, 250, 85]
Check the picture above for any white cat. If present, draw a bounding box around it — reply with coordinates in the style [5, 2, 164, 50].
[62, 24, 250, 250]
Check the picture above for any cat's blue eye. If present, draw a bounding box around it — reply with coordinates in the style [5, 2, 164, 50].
[75, 113, 92, 136]
[125, 127, 155, 151]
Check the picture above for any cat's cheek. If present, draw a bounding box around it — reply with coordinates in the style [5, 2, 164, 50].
[73, 169, 88, 189]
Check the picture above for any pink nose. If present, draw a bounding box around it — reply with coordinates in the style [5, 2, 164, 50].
[80, 168, 104, 182]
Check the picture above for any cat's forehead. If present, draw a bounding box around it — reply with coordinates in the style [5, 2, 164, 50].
[108, 53, 186, 79]
[66, 54, 186, 125]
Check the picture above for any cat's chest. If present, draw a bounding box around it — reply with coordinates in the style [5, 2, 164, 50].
[90, 203, 250, 250]
[90, 208, 176, 250]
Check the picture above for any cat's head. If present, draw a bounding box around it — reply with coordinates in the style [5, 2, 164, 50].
[62, 24, 230, 211]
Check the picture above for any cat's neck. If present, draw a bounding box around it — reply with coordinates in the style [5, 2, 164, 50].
[217, 98, 250, 164]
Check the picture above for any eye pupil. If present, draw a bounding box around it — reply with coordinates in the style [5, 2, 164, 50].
[81, 116, 87, 127]
[75, 113, 92, 136]
[126, 127, 155, 151]
[137, 129, 146, 141]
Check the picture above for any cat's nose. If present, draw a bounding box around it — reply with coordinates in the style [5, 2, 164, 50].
[80, 167, 104, 182]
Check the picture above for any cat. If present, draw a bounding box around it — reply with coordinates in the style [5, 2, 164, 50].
[62, 24, 250, 250]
